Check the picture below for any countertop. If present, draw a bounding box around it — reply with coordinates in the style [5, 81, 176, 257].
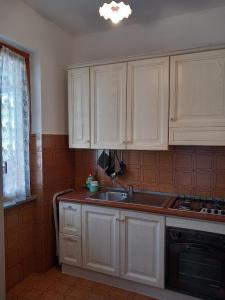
[58, 189, 225, 224]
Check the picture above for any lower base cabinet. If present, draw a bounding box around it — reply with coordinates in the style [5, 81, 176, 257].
[120, 210, 165, 288]
[59, 202, 165, 289]
[59, 233, 82, 267]
[82, 205, 120, 276]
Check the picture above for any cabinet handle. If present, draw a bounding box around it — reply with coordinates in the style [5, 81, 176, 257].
[114, 217, 120, 221]
[170, 117, 174, 122]
[67, 205, 76, 211]
[64, 236, 76, 241]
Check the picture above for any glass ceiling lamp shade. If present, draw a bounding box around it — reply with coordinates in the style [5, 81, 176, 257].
[99, 1, 132, 24]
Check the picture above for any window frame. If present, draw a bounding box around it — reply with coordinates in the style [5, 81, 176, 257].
[0, 41, 32, 207]
[0, 41, 30, 91]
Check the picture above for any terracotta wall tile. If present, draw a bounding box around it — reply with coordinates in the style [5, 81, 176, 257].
[4, 202, 35, 291]
[143, 168, 158, 184]
[6, 264, 23, 290]
[159, 171, 173, 185]
[174, 152, 194, 169]
[196, 153, 213, 170]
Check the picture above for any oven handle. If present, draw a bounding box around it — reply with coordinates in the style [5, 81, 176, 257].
[185, 244, 211, 252]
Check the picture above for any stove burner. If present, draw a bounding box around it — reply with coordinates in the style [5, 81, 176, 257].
[171, 195, 225, 216]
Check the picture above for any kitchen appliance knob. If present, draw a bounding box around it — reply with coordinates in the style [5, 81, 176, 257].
[207, 209, 211, 213]
[214, 209, 218, 214]
[221, 210, 225, 215]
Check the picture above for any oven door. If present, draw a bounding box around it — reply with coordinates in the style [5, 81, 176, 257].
[167, 242, 225, 300]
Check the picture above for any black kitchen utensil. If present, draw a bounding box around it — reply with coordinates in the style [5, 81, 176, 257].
[115, 150, 126, 176]
[105, 150, 116, 177]
[97, 150, 109, 170]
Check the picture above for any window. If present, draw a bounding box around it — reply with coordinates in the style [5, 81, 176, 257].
[0, 45, 30, 202]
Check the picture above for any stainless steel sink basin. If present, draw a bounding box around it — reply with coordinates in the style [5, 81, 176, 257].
[87, 190, 171, 207]
[88, 191, 128, 202]
[127, 192, 169, 207]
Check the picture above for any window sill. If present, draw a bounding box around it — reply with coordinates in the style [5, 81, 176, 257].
[3, 195, 37, 210]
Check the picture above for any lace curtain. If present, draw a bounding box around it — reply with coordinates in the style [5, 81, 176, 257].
[0, 46, 30, 201]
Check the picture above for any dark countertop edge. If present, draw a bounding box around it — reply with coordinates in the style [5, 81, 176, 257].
[3, 195, 37, 210]
[58, 190, 225, 224]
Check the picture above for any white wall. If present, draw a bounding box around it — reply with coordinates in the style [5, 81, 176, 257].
[72, 5, 225, 64]
[1, 1, 225, 134]
[0, 0, 74, 134]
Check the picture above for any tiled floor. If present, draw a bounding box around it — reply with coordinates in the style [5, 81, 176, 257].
[7, 267, 158, 300]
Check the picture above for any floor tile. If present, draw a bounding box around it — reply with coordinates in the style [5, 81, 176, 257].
[7, 267, 158, 300]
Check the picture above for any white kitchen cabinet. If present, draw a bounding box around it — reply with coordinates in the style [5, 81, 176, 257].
[90, 63, 127, 149]
[68, 68, 90, 148]
[59, 202, 81, 236]
[59, 233, 82, 267]
[169, 49, 225, 145]
[120, 210, 165, 288]
[127, 57, 169, 150]
[82, 205, 120, 276]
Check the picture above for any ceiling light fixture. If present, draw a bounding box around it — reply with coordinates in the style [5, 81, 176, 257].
[99, 1, 132, 24]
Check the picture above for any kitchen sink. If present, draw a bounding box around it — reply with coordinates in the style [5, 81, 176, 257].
[88, 191, 128, 202]
[87, 190, 171, 207]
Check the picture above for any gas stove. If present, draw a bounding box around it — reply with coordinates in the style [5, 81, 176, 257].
[171, 195, 225, 215]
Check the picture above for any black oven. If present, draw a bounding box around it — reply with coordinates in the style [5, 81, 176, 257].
[166, 227, 225, 300]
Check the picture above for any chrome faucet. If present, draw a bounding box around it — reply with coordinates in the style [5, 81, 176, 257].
[128, 184, 134, 196]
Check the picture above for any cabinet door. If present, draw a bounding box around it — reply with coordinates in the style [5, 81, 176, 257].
[90, 63, 126, 149]
[82, 205, 120, 276]
[170, 49, 225, 145]
[59, 233, 82, 267]
[127, 58, 169, 150]
[68, 68, 90, 148]
[120, 210, 165, 288]
[59, 202, 81, 236]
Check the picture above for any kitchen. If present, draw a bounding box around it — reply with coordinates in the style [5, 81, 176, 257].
[1, 1, 225, 300]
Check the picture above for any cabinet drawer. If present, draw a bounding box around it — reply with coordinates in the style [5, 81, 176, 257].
[59, 233, 82, 267]
[59, 202, 81, 236]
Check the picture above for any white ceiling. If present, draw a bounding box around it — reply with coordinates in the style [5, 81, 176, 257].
[23, 0, 225, 36]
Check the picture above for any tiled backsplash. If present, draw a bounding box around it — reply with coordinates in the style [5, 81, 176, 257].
[74, 146, 225, 198]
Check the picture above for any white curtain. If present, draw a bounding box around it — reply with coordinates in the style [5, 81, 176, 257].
[0, 46, 30, 201]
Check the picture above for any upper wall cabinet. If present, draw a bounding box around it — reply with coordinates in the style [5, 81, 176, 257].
[127, 58, 169, 150]
[90, 63, 127, 149]
[68, 68, 90, 148]
[169, 49, 225, 145]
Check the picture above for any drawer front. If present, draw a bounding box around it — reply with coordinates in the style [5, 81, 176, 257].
[59, 202, 81, 236]
[59, 233, 82, 267]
